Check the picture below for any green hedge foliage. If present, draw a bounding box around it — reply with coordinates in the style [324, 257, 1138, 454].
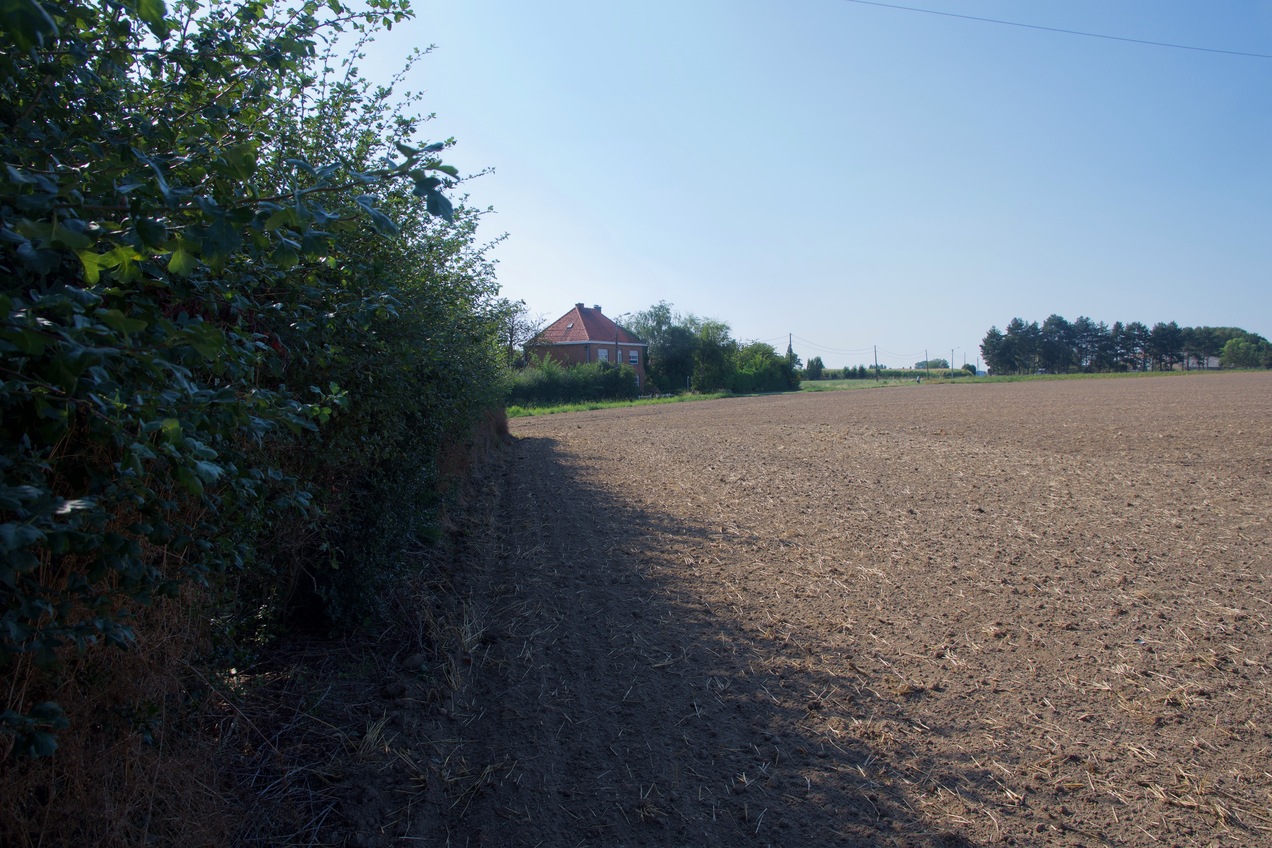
[506, 358, 641, 407]
[726, 341, 800, 393]
[1, 0, 505, 755]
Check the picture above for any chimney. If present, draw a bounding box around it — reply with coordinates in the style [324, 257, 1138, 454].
[575, 302, 584, 309]
[593, 305, 602, 312]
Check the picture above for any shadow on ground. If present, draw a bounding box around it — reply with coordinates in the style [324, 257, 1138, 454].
[320, 434, 990, 848]
[235, 380, 1272, 848]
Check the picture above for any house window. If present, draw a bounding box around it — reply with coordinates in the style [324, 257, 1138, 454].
[629, 350, 639, 366]
[597, 348, 609, 363]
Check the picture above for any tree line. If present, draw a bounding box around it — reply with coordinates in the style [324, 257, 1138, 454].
[619, 302, 800, 394]
[802, 358, 976, 380]
[980, 316, 1272, 375]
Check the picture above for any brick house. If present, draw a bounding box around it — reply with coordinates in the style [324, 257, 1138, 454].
[526, 303, 648, 388]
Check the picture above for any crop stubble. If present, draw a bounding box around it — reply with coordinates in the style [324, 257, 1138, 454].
[392, 373, 1271, 847]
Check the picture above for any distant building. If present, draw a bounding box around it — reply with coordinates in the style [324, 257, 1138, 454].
[1181, 354, 1220, 370]
[527, 303, 648, 388]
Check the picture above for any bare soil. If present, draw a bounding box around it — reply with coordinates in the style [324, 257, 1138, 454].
[325, 372, 1272, 847]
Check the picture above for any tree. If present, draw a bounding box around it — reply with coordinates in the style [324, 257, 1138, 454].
[1181, 326, 1235, 369]
[620, 301, 700, 392]
[1220, 334, 1272, 369]
[491, 298, 545, 366]
[785, 341, 802, 370]
[1071, 316, 1106, 371]
[981, 315, 1272, 374]
[620, 301, 676, 347]
[652, 325, 699, 391]
[981, 318, 1041, 375]
[1181, 326, 1203, 370]
[980, 327, 1007, 375]
[1148, 321, 1184, 370]
[730, 341, 799, 392]
[1121, 322, 1151, 370]
[1039, 314, 1076, 373]
[691, 320, 736, 392]
[1088, 319, 1118, 372]
[806, 356, 825, 380]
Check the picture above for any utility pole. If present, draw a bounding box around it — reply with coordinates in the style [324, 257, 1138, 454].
[873, 345, 879, 382]
[950, 348, 954, 379]
[925, 349, 929, 379]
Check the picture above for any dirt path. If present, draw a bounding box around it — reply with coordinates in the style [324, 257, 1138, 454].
[336, 373, 1271, 847]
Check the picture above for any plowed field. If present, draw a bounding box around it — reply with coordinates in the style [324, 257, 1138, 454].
[351, 373, 1272, 847]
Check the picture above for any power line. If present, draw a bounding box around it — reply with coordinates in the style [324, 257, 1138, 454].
[791, 334, 876, 355]
[876, 346, 925, 361]
[839, 0, 1272, 60]
[767, 334, 953, 362]
[786, 334, 946, 362]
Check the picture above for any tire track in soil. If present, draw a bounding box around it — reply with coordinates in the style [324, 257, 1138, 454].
[413, 434, 966, 848]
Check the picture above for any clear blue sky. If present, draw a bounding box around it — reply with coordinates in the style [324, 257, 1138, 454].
[365, 0, 1272, 369]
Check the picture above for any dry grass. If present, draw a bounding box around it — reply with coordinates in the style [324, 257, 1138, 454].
[1, 410, 512, 847]
[0, 583, 234, 848]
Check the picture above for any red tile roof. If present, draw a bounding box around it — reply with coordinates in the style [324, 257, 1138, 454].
[535, 304, 646, 346]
